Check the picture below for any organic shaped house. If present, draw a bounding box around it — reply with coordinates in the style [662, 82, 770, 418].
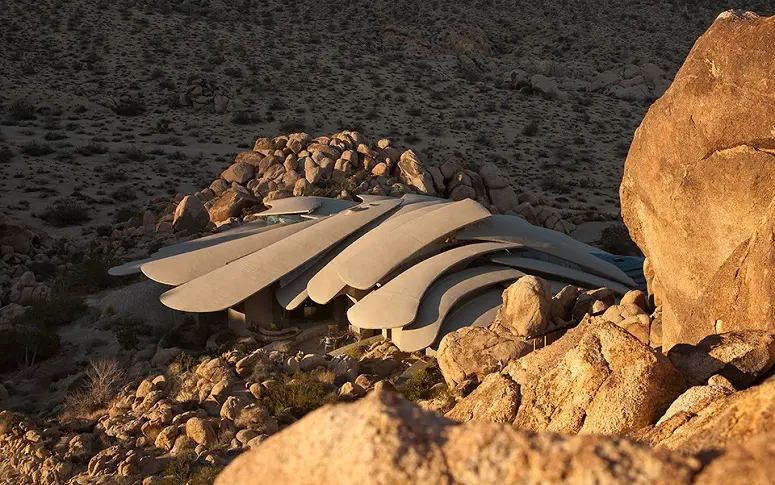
[110, 195, 638, 352]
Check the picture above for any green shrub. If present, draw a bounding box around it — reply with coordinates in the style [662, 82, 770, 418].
[111, 315, 151, 349]
[260, 372, 336, 418]
[398, 359, 446, 403]
[40, 198, 91, 226]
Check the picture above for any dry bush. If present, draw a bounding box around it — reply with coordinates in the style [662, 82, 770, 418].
[63, 359, 125, 418]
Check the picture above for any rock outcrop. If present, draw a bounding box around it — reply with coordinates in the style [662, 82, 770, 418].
[667, 330, 775, 389]
[641, 373, 775, 455]
[620, 11, 775, 349]
[505, 319, 686, 434]
[215, 389, 701, 485]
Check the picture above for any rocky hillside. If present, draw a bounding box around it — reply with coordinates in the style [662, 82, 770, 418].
[3, 0, 774, 239]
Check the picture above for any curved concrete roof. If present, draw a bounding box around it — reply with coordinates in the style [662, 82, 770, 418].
[258, 196, 357, 217]
[347, 242, 522, 330]
[431, 288, 504, 348]
[159, 198, 402, 312]
[354, 195, 396, 203]
[486, 253, 632, 295]
[390, 265, 525, 352]
[275, 214, 392, 310]
[108, 220, 276, 276]
[141, 220, 320, 286]
[338, 199, 492, 291]
[306, 199, 447, 304]
[456, 215, 636, 287]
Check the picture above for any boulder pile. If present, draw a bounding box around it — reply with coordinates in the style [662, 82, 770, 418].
[0, 337, 421, 484]
[178, 79, 235, 114]
[505, 62, 672, 103]
[192, 130, 576, 234]
[0, 214, 74, 324]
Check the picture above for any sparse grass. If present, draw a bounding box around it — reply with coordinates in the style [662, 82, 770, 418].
[259, 372, 337, 418]
[40, 198, 91, 226]
[62, 359, 125, 418]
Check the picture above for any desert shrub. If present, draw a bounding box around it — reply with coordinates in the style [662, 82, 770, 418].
[75, 142, 109, 156]
[0, 146, 13, 163]
[112, 204, 140, 224]
[0, 326, 60, 371]
[0, 411, 25, 434]
[596, 223, 644, 256]
[522, 121, 539, 136]
[67, 255, 125, 293]
[109, 315, 152, 349]
[111, 185, 137, 201]
[342, 343, 369, 360]
[40, 198, 91, 226]
[19, 141, 54, 156]
[111, 98, 146, 116]
[63, 359, 125, 417]
[278, 117, 305, 132]
[124, 146, 149, 161]
[102, 167, 127, 182]
[161, 452, 222, 485]
[231, 110, 260, 125]
[259, 372, 336, 418]
[160, 316, 212, 350]
[15, 293, 87, 328]
[540, 174, 574, 194]
[398, 359, 446, 403]
[43, 131, 68, 141]
[7, 99, 36, 120]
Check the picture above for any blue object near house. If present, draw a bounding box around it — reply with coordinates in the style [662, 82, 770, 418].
[592, 253, 647, 291]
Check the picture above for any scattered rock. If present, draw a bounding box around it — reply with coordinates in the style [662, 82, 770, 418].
[437, 327, 531, 388]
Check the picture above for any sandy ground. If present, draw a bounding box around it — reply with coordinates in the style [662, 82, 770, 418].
[2, 0, 763, 242]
